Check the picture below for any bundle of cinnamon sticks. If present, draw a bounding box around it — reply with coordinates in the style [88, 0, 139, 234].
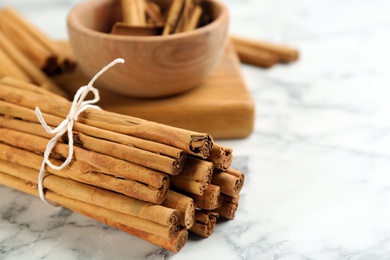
[0, 7, 74, 97]
[0, 77, 245, 252]
[111, 0, 206, 36]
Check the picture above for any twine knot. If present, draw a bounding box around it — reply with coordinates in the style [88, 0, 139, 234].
[35, 58, 124, 205]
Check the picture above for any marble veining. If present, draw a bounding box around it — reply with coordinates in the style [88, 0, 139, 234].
[2, 0, 390, 259]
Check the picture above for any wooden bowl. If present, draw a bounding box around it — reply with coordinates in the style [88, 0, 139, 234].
[67, 0, 229, 98]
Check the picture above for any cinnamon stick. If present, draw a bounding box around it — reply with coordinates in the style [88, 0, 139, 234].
[207, 143, 233, 171]
[162, 190, 195, 229]
[212, 167, 244, 197]
[0, 34, 68, 97]
[163, 0, 185, 35]
[98, 217, 188, 253]
[189, 210, 218, 237]
[1, 76, 66, 101]
[145, 0, 165, 25]
[231, 35, 299, 63]
[0, 7, 76, 72]
[170, 157, 214, 195]
[0, 11, 58, 74]
[121, 0, 141, 26]
[0, 47, 30, 81]
[185, 184, 222, 210]
[182, 5, 202, 32]
[216, 194, 240, 220]
[174, 0, 192, 33]
[233, 40, 279, 68]
[111, 23, 163, 36]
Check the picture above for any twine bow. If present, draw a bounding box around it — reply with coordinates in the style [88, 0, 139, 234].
[35, 58, 124, 205]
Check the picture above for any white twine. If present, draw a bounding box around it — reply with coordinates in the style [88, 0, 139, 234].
[35, 58, 124, 205]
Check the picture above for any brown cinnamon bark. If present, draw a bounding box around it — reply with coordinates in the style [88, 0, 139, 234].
[0, 171, 177, 239]
[121, 0, 141, 25]
[216, 194, 240, 220]
[0, 10, 58, 74]
[98, 218, 188, 253]
[0, 142, 167, 204]
[169, 157, 213, 195]
[145, 0, 165, 25]
[212, 167, 244, 197]
[0, 7, 76, 72]
[111, 23, 163, 36]
[0, 82, 213, 158]
[182, 5, 202, 32]
[231, 35, 299, 63]
[207, 143, 233, 170]
[163, 0, 185, 35]
[0, 99, 188, 172]
[233, 41, 279, 68]
[185, 184, 222, 210]
[162, 190, 195, 229]
[0, 34, 68, 97]
[0, 128, 167, 189]
[0, 113, 186, 175]
[1, 76, 66, 100]
[0, 48, 30, 81]
[0, 159, 179, 227]
[189, 210, 218, 237]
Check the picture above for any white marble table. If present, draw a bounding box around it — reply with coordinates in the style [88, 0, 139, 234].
[2, 0, 390, 259]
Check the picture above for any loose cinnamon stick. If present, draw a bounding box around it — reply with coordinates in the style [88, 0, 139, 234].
[0, 11, 58, 74]
[0, 47, 30, 81]
[231, 35, 299, 63]
[207, 143, 233, 171]
[186, 184, 222, 210]
[233, 40, 279, 68]
[0, 7, 76, 72]
[216, 194, 240, 220]
[170, 157, 214, 195]
[162, 190, 195, 229]
[0, 142, 167, 204]
[163, 0, 185, 35]
[0, 81, 213, 158]
[212, 168, 244, 197]
[189, 210, 218, 237]
[0, 34, 68, 97]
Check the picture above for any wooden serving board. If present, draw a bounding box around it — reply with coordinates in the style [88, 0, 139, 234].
[53, 42, 255, 139]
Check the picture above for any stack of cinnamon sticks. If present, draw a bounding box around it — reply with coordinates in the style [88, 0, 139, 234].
[111, 0, 205, 36]
[0, 7, 74, 97]
[0, 77, 245, 252]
